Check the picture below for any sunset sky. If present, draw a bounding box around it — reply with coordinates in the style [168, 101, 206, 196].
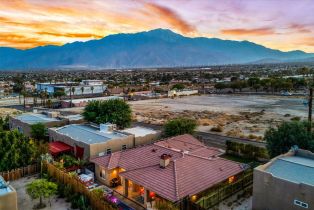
[1, 0, 314, 52]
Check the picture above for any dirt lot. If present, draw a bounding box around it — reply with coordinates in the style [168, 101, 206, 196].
[129, 95, 303, 140]
[10, 175, 71, 210]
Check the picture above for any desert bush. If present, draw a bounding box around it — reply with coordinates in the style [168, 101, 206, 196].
[210, 125, 223, 132]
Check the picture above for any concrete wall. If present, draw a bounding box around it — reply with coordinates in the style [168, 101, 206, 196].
[253, 168, 314, 210]
[0, 186, 18, 210]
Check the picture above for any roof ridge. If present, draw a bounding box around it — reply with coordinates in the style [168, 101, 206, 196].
[119, 164, 160, 174]
[154, 143, 184, 153]
[173, 160, 180, 200]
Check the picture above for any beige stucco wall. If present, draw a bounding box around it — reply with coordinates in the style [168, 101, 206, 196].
[0, 186, 18, 210]
[9, 116, 68, 137]
[95, 165, 123, 186]
[49, 128, 135, 159]
[134, 132, 161, 147]
[253, 168, 314, 210]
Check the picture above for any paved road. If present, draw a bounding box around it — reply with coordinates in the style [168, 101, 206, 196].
[133, 122, 266, 149]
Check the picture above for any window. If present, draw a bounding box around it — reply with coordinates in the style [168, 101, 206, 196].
[122, 145, 127, 151]
[294, 200, 308, 209]
[100, 168, 106, 180]
[107, 149, 111, 155]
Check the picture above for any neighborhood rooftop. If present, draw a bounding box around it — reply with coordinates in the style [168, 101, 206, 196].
[91, 134, 245, 202]
[265, 152, 314, 186]
[15, 113, 59, 124]
[54, 124, 128, 144]
[123, 126, 158, 137]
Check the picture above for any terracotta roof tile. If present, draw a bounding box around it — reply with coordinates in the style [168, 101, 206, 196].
[90, 134, 244, 202]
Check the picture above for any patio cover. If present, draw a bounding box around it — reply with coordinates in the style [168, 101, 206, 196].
[49, 141, 73, 156]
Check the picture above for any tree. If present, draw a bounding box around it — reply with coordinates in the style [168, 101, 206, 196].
[91, 86, 94, 94]
[53, 89, 66, 100]
[164, 118, 197, 137]
[0, 130, 37, 171]
[12, 75, 24, 104]
[214, 83, 227, 91]
[171, 83, 185, 90]
[30, 123, 47, 141]
[26, 179, 57, 209]
[83, 99, 132, 129]
[265, 121, 314, 158]
[81, 86, 84, 95]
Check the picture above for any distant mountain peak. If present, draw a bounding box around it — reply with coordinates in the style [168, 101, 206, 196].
[0, 28, 313, 70]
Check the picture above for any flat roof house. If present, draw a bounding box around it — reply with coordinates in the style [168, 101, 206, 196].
[48, 123, 160, 159]
[0, 176, 18, 210]
[9, 111, 84, 137]
[90, 134, 245, 209]
[253, 148, 314, 210]
[60, 96, 122, 108]
[36, 82, 106, 96]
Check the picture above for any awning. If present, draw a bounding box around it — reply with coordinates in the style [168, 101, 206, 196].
[49, 141, 73, 156]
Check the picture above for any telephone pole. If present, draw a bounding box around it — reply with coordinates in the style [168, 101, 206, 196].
[308, 88, 313, 132]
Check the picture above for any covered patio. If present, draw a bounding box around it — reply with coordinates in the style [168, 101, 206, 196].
[49, 141, 73, 156]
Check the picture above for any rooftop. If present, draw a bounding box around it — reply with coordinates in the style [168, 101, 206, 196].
[122, 126, 158, 137]
[0, 176, 12, 196]
[91, 134, 244, 202]
[15, 113, 60, 124]
[54, 124, 128, 144]
[265, 154, 314, 186]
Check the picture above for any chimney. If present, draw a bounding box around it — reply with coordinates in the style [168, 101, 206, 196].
[160, 154, 171, 168]
[100, 123, 116, 133]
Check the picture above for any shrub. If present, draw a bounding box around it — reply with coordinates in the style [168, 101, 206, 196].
[210, 125, 223, 132]
[164, 117, 197, 137]
[291, 116, 301, 121]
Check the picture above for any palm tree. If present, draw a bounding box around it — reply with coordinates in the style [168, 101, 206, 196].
[80, 86, 84, 95]
[91, 86, 94, 95]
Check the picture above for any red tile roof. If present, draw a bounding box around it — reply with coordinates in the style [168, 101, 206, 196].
[90, 134, 245, 202]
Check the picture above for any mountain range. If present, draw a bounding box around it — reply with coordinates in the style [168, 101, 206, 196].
[0, 29, 313, 70]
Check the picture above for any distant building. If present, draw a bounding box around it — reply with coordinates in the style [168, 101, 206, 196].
[0, 176, 18, 210]
[81, 80, 103, 86]
[48, 123, 160, 159]
[61, 96, 122, 108]
[9, 110, 84, 137]
[168, 89, 198, 97]
[253, 148, 314, 210]
[35, 81, 106, 96]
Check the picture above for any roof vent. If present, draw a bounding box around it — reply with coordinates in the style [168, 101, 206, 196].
[160, 154, 171, 168]
[151, 148, 157, 153]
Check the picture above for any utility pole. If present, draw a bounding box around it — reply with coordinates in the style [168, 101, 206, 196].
[308, 88, 313, 132]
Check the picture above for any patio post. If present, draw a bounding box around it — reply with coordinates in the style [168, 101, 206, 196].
[122, 178, 129, 197]
[143, 188, 149, 208]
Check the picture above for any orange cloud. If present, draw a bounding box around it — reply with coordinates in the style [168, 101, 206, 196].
[144, 2, 196, 34]
[221, 27, 275, 36]
[36, 31, 104, 39]
[0, 33, 61, 49]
